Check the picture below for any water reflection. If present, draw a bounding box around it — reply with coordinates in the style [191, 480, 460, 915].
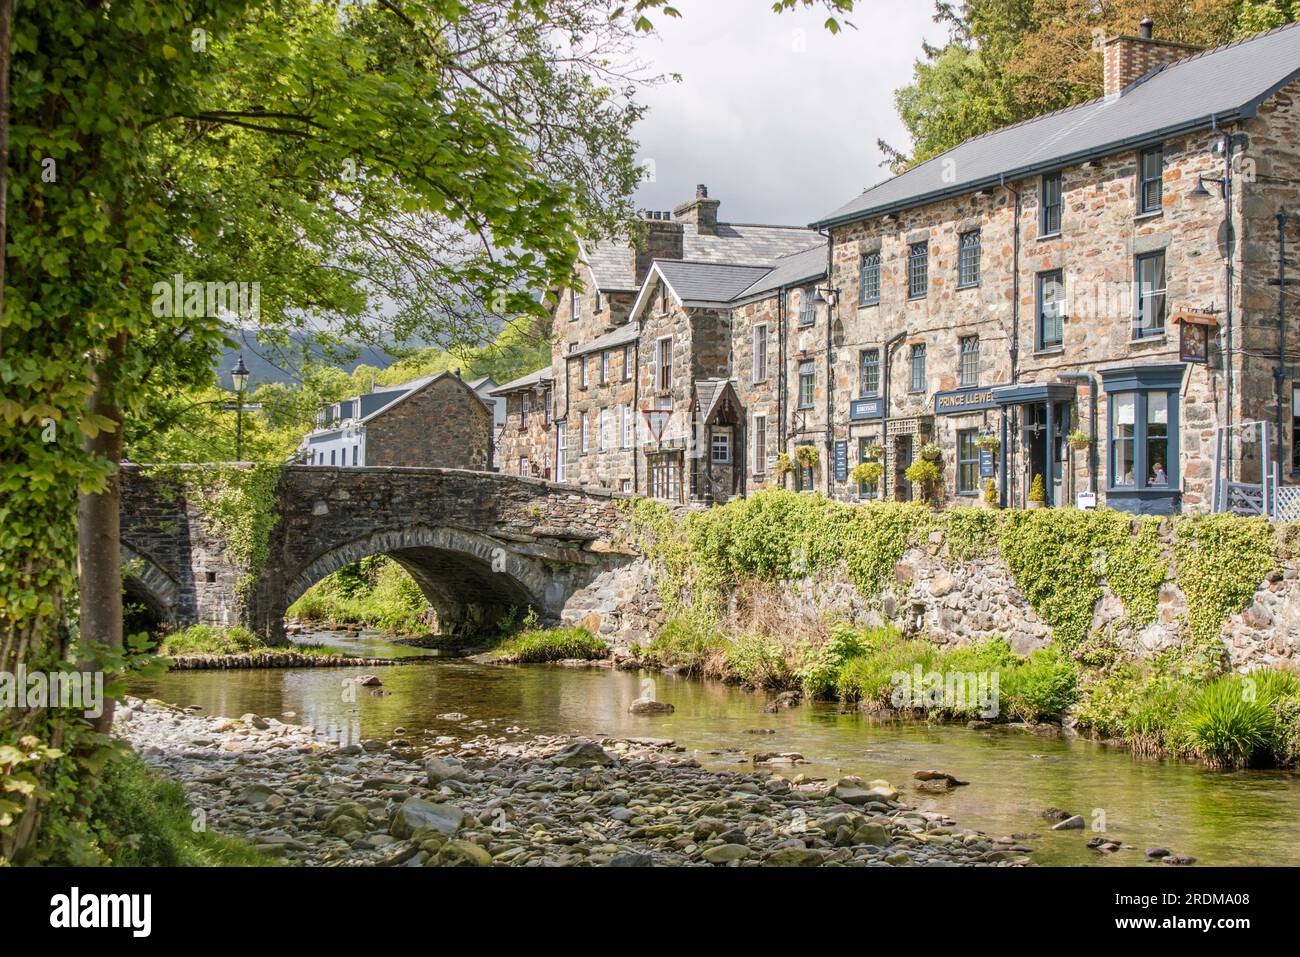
[131, 631, 1300, 867]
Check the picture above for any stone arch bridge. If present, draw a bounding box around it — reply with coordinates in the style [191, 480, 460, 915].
[119, 465, 638, 641]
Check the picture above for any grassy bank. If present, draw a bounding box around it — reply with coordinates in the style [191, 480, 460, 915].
[491, 625, 607, 663]
[38, 750, 270, 867]
[639, 616, 1300, 770]
[286, 556, 431, 636]
[158, 624, 333, 658]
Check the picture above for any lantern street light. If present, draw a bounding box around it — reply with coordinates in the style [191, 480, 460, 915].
[231, 354, 250, 462]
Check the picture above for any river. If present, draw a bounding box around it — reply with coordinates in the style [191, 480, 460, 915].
[131, 629, 1300, 867]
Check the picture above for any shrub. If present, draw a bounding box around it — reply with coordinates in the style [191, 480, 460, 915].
[61, 751, 269, 866]
[1182, 675, 1276, 768]
[647, 615, 726, 675]
[725, 633, 792, 688]
[836, 637, 940, 707]
[796, 623, 872, 697]
[904, 458, 940, 486]
[500, 626, 606, 663]
[1028, 473, 1046, 503]
[1001, 647, 1077, 721]
[850, 461, 883, 487]
[983, 478, 997, 504]
[158, 624, 261, 656]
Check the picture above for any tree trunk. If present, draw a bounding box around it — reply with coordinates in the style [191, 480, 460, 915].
[77, 334, 126, 734]
[0, 0, 12, 335]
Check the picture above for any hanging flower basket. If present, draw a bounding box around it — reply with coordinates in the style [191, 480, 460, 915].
[864, 442, 885, 461]
[975, 433, 1000, 453]
[1068, 429, 1090, 451]
[919, 442, 943, 463]
[795, 445, 820, 469]
[774, 452, 794, 478]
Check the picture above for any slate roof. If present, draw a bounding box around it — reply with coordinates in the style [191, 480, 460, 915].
[570, 321, 639, 358]
[490, 366, 552, 395]
[735, 244, 828, 301]
[582, 223, 823, 290]
[655, 261, 776, 305]
[694, 379, 738, 424]
[813, 21, 1300, 228]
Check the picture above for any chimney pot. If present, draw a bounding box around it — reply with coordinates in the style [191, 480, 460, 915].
[696, 184, 708, 198]
[1140, 17, 1153, 40]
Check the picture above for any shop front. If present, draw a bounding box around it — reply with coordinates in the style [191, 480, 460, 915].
[991, 381, 1079, 508]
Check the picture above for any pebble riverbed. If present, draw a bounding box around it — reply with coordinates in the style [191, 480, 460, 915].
[115, 695, 1033, 867]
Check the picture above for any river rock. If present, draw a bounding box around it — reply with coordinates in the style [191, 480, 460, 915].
[629, 697, 675, 715]
[356, 675, 383, 687]
[607, 852, 654, 867]
[763, 847, 824, 867]
[433, 840, 492, 867]
[551, 739, 616, 767]
[390, 797, 465, 839]
[425, 755, 470, 785]
[702, 843, 751, 864]
[1051, 815, 1086, 831]
[238, 784, 278, 806]
[913, 770, 969, 786]
[1145, 847, 1172, 859]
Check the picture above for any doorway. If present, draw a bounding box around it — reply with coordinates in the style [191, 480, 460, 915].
[1022, 401, 1072, 506]
[894, 435, 913, 501]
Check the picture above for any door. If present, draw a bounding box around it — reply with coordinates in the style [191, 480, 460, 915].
[1024, 403, 1047, 504]
[894, 435, 913, 501]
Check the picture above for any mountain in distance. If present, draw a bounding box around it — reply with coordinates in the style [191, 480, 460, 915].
[214, 329, 405, 389]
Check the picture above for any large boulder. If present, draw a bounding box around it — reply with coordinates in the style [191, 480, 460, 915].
[763, 847, 825, 867]
[389, 797, 465, 839]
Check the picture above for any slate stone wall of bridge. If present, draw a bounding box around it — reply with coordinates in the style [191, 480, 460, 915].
[119, 465, 637, 642]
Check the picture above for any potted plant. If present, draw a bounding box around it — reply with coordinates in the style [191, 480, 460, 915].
[851, 461, 883, 490]
[982, 477, 998, 507]
[975, 433, 999, 454]
[1027, 473, 1047, 509]
[795, 445, 819, 469]
[864, 441, 885, 461]
[919, 442, 943, 463]
[905, 457, 942, 505]
[1068, 429, 1089, 452]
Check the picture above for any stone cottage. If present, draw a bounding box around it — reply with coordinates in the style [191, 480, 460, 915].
[300, 370, 494, 471]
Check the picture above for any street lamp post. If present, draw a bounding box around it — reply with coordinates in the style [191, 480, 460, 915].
[231, 354, 250, 462]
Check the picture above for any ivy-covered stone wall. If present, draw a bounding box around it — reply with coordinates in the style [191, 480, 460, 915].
[564, 491, 1297, 671]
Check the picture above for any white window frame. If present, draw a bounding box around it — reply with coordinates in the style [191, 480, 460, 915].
[519, 457, 529, 477]
[655, 335, 673, 392]
[599, 408, 610, 451]
[621, 404, 632, 449]
[556, 426, 568, 482]
[579, 355, 588, 389]
[600, 351, 609, 385]
[711, 431, 731, 464]
[753, 323, 768, 382]
[623, 344, 634, 381]
[580, 412, 589, 453]
[752, 414, 767, 475]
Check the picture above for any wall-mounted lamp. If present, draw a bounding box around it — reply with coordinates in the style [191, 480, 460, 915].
[1190, 174, 1226, 200]
[811, 286, 839, 307]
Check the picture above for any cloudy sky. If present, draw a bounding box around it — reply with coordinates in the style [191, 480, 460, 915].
[629, 0, 948, 227]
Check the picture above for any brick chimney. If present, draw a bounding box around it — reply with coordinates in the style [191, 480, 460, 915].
[672, 184, 721, 235]
[1103, 18, 1200, 99]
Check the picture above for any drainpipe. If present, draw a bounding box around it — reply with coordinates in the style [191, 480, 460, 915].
[1059, 371, 1098, 495]
[1003, 175, 1023, 506]
[1223, 132, 1237, 473]
[880, 330, 907, 499]
[633, 335, 641, 494]
[778, 284, 788, 487]
[1277, 209, 1288, 479]
[820, 227, 835, 495]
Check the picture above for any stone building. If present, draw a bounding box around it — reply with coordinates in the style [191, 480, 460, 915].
[496, 21, 1300, 517]
[809, 19, 1300, 515]
[492, 185, 827, 501]
[300, 370, 494, 471]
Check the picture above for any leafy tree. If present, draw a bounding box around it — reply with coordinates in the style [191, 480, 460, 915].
[883, 0, 1289, 170]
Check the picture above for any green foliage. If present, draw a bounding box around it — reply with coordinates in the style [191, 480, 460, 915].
[850, 461, 883, 486]
[498, 626, 607, 664]
[646, 616, 726, 675]
[796, 623, 872, 697]
[794, 445, 820, 468]
[835, 636, 940, 706]
[1183, 675, 1277, 768]
[287, 557, 431, 636]
[944, 506, 999, 561]
[158, 625, 261, 657]
[1001, 647, 1078, 721]
[904, 457, 940, 488]
[1028, 473, 1047, 503]
[725, 633, 793, 688]
[65, 751, 270, 866]
[1174, 515, 1277, 649]
[983, 478, 998, 504]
